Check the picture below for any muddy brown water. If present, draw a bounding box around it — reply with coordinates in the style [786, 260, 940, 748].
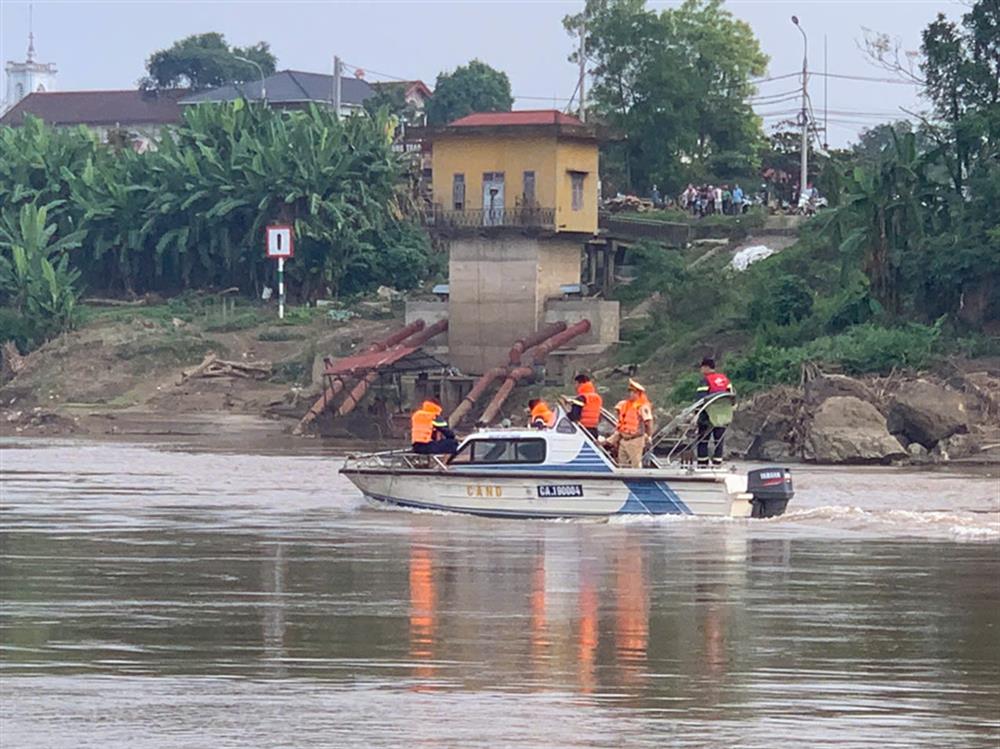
[1, 438, 998, 748]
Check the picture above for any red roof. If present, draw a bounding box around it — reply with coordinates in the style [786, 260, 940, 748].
[0, 89, 186, 128]
[448, 110, 584, 127]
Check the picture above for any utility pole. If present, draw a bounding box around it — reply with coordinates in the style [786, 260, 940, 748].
[792, 16, 809, 203]
[823, 34, 829, 149]
[578, 19, 587, 123]
[234, 56, 266, 104]
[332, 55, 343, 118]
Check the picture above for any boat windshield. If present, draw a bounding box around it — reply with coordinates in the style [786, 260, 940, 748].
[449, 438, 546, 465]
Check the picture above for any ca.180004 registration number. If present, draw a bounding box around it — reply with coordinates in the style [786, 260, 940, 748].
[537, 484, 584, 498]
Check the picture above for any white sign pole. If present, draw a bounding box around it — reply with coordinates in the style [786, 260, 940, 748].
[278, 257, 285, 320]
[266, 224, 293, 321]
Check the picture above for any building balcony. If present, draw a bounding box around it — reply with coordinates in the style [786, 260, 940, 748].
[422, 204, 556, 230]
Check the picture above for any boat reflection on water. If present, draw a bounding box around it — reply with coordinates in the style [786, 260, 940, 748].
[408, 540, 438, 684]
[402, 527, 768, 698]
[613, 538, 649, 690]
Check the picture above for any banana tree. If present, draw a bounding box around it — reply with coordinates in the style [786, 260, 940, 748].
[0, 202, 85, 332]
[824, 130, 934, 317]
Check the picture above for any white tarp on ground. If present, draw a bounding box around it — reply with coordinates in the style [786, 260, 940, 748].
[731, 244, 775, 271]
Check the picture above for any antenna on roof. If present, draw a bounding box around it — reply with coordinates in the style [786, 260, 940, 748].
[27, 2, 36, 62]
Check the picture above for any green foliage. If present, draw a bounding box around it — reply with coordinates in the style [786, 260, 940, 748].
[425, 60, 513, 126]
[363, 84, 424, 128]
[0, 105, 433, 300]
[668, 372, 704, 404]
[747, 273, 814, 328]
[725, 322, 943, 393]
[568, 0, 768, 193]
[0, 203, 84, 337]
[141, 33, 276, 90]
[0, 308, 46, 352]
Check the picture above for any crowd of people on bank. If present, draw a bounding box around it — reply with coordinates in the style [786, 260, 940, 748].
[677, 183, 751, 217]
[410, 359, 735, 470]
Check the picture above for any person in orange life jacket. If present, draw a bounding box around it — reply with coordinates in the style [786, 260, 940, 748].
[528, 398, 556, 429]
[605, 379, 654, 468]
[411, 399, 458, 455]
[695, 357, 733, 467]
[567, 373, 603, 439]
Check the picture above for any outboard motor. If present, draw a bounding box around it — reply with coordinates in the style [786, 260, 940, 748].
[747, 468, 794, 518]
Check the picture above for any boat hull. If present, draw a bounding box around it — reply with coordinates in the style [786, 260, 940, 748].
[341, 467, 753, 519]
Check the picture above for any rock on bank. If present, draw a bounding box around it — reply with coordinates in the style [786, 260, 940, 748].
[728, 371, 999, 465]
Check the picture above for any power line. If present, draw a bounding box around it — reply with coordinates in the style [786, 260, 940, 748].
[749, 89, 802, 102]
[756, 70, 921, 86]
[751, 71, 802, 84]
[809, 71, 921, 85]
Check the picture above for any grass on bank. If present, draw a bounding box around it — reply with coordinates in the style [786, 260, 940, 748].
[613, 225, 1000, 404]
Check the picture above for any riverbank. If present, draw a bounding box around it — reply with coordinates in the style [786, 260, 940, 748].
[2, 299, 999, 466]
[0, 297, 399, 444]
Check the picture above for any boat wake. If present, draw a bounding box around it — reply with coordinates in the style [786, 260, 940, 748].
[771, 505, 1000, 541]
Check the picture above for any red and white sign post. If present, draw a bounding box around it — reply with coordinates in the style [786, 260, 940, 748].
[265, 225, 293, 319]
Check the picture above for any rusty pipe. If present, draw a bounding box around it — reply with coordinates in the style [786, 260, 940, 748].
[449, 366, 507, 425]
[451, 322, 566, 425]
[479, 366, 534, 425]
[334, 319, 448, 418]
[337, 371, 379, 417]
[401, 317, 448, 347]
[300, 321, 426, 433]
[477, 320, 592, 426]
[373, 319, 425, 351]
[509, 321, 567, 365]
[524, 319, 591, 365]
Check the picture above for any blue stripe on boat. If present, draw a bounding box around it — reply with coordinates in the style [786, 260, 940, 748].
[619, 480, 692, 515]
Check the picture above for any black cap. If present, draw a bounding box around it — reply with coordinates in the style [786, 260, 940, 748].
[574, 372, 590, 383]
[700, 357, 716, 369]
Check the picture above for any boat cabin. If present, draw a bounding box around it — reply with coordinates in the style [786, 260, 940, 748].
[447, 418, 615, 473]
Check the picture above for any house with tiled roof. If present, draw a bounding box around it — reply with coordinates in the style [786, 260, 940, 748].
[0, 89, 187, 150]
[179, 69, 375, 116]
[416, 109, 599, 233]
[403, 109, 615, 376]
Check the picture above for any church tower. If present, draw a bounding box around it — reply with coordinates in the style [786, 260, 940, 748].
[3, 9, 57, 114]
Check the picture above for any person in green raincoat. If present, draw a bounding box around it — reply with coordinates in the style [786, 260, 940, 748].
[694, 357, 734, 467]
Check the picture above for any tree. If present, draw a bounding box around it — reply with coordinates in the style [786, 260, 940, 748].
[566, 0, 768, 192]
[826, 130, 931, 317]
[364, 83, 424, 127]
[0, 202, 84, 335]
[0, 106, 433, 301]
[424, 60, 512, 126]
[141, 33, 277, 91]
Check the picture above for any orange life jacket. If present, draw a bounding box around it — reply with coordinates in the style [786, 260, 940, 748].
[615, 399, 644, 437]
[411, 401, 442, 444]
[530, 401, 556, 429]
[577, 381, 603, 429]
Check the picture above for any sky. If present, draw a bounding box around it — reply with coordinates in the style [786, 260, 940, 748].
[0, 0, 966, 147]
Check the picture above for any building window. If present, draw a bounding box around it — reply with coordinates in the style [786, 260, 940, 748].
[570, 171, 587, 211]
[522, 171, 536, 206]
[452, 173, 465, 211]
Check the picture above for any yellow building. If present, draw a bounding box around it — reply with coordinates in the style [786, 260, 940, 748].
[425, 110, 599, 235]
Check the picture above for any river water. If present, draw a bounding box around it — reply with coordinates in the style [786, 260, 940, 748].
[1, 438, 998, 748]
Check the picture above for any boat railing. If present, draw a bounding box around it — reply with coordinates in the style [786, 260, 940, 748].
[644, 392, 736, 464]
[343, 449, 451, 472]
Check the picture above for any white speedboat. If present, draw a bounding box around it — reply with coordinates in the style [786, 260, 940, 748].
[341, 415, 793, 520]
